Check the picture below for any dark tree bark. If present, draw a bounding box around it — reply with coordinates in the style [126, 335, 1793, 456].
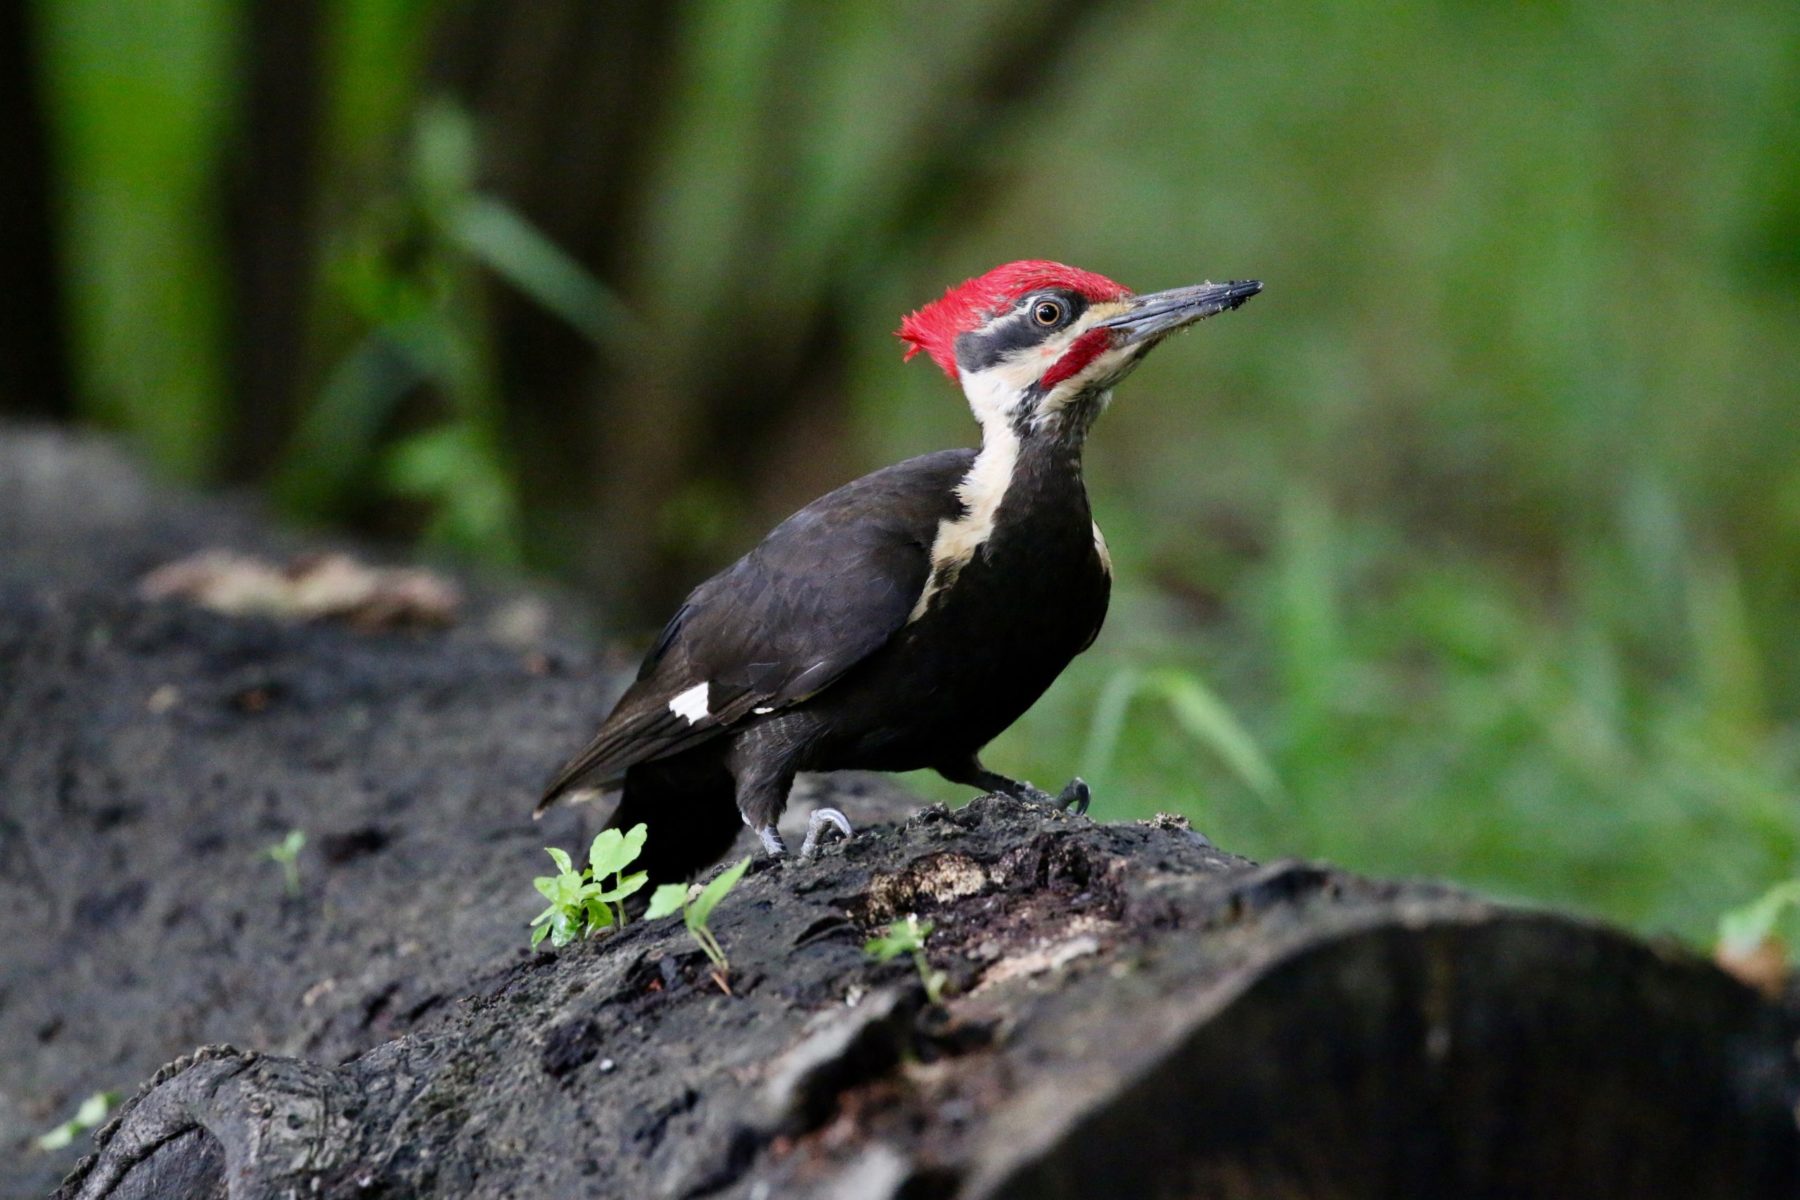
[49, 830, 1800, 1200]
[4, 429, 1797, 1199]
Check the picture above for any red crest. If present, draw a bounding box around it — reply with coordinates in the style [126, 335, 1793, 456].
[897, 261, 1131, 381]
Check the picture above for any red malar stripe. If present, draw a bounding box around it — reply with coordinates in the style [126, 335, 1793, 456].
[1039, 327, 1114, 389]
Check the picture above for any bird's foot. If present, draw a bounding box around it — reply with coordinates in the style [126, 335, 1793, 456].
[800, 807, 853, 860]
[756, 823, 788, 856]
[1006, 777, 1091, 816]
[753, 807, 854, 862]
[1058, 778, 1091, 814]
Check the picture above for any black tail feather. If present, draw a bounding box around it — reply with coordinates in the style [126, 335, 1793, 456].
[608, 749, 744, 886]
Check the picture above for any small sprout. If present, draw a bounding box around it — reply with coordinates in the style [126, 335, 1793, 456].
[264, 830, 306, 896]
[646, 856, 751, 994]
[529, 824, 650, 950]
[1717, 879, 1800, 996]
[865, 913, 947, 1005]
[36, 1090, 118, 1152]
[529, 846, 601, 950]
[587, 824, 650, 929]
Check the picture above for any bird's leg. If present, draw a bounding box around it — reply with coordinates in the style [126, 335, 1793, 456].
[799, 808, 852, 859]
[755, 822, 788, 856]
[749, 807, 851, 861]
[730, 739, 809, 861]
[1052, 777, 1092, 814]
[935, 756, 1091, 815]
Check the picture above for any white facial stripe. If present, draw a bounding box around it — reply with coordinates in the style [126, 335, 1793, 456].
[1036, 348, 1136, 421]
[908, 300, 1132, 622]
[909, 414, 1021, 622]
[965, 301, 1138, 424]
[959, 354, 1042, 425]
[668, 682, 710, 723]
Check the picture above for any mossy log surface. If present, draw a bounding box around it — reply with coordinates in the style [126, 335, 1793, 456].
[3, 429, 1796, 1199]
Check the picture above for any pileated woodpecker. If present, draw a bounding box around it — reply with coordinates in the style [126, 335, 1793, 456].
[539, 261, 1260, 883]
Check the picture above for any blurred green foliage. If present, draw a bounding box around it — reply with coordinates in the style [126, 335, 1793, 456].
[35, 0, 237, 478]
[277, 100, 624, 563]
[22, 0, 1800, 943]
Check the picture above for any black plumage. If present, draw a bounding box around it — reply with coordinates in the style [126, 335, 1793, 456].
[539, 261, 1259, 882]
[539, 445, 1106, 884]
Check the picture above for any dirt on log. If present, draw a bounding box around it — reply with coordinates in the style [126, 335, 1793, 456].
[2, 428, 1797, 1199]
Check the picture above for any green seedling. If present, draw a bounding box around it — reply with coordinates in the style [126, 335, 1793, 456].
[530, 845, 598, 950]
[1719, 879, 1800, 958]
[865, 913, 947, 1005]
[1716, 879, 1800, 991]
[264, 830, 306, 896]
[37, 1090, 118, 1152]
[586, 823, 650, 929]
[530, 824, 649, 950]
[646, 856, 752, 994]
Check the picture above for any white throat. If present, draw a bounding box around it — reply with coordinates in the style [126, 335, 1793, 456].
[959, 355, 1040, 426]
[907, 400, 1021, 622]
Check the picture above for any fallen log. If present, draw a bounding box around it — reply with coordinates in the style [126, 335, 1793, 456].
[3, 429, 1795, 1199]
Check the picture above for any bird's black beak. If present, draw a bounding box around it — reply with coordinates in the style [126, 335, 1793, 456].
[1097, 279, 1263, 346]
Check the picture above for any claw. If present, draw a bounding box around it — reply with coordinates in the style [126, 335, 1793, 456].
[1057, 777, 1091, 815]
[756, 824, 787, 857]
[1003, 777, 1092, 816]
[799, 807, 853, 860]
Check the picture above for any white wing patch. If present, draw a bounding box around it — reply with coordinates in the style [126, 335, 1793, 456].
[1092, 520, 1112, 575]
[668, 682, 710, 723]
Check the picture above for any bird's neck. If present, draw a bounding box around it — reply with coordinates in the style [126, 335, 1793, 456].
[981, 389, 1100, 497]
[959, 403, 1093, 544]
[995, 419, 1091, 526]
[905, 399, 1094, 622]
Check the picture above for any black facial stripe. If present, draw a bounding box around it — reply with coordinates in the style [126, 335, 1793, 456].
[953, 290, 1088, 374]
[953, 313, 1039, 373]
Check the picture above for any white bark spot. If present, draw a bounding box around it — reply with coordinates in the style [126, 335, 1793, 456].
[668, 682, 710, 723]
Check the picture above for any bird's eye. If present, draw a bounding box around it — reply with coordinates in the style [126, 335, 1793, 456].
[1032, 299, 1064, 327]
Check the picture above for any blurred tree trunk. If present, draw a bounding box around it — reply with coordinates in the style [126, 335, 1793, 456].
[11, 0, 1133, 624]
[661, 0, 1127, 603]
[0, 1, 72, 418]
[425, 0, 682, 593]
[222, 0, 325, 483]
[422, 0, 1126, 623]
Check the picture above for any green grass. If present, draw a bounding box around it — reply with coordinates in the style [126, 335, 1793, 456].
[870, 0, 1800, 946]
[923, 491, 1799, 944]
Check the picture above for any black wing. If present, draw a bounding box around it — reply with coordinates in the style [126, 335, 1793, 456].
[537, 449, 972, 809]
